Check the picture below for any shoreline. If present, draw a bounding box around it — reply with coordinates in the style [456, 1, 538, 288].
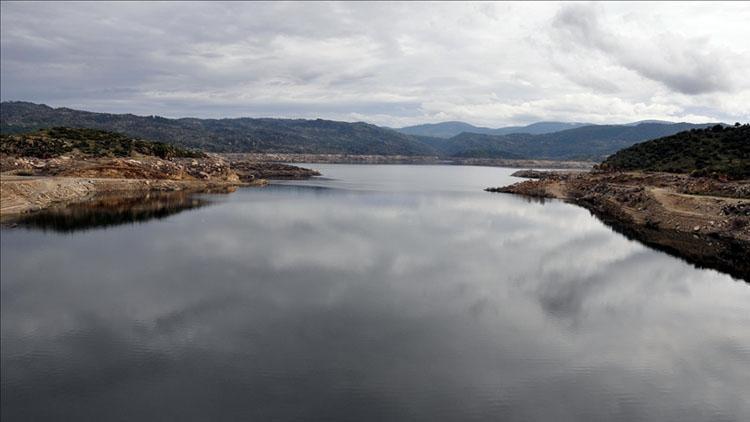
[223, 153, 596, 169]
[0, 175, 260, 218]
[488, 171, 750, 281]
[0, 151, 320, 218]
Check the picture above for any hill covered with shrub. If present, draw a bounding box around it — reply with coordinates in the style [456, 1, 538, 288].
[0, 127, 205, 159]
[600, 124, 750, 179]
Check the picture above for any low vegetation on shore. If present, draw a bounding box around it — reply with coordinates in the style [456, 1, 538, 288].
[599, 124, 749, 179]
[1, 127, 205, 159]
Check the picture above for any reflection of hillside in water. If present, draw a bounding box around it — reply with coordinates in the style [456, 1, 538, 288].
[585, 207, 750, 282]
[16, 189, 230, 232]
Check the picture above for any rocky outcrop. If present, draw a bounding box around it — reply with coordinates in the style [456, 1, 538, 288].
[509, 169, 555, 179]
[226, 158, 320, 182]
[173, 155, 240, 182]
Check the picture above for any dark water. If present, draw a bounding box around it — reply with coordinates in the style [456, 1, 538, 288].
[12, 191, 211, 233]
[2, 164, 749, 421]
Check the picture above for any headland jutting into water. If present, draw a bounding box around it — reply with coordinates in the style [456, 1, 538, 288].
[488, 124, 750, 281]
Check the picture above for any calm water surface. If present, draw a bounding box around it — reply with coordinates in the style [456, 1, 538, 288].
[2, 164, 749, 421]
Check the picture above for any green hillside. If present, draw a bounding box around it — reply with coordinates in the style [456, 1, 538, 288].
[600, 124, 750, 179]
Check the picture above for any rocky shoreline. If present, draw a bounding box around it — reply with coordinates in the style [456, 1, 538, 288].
[225, 157, 321, 181]
[1, 153, 319, 218]
[0, 175, 254, 218]
[488, 171, 750, 281]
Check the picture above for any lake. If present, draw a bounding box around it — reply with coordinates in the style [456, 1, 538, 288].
[2, 164, 749, 421]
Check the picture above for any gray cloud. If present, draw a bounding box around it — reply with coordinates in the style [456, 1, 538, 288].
[1, 2, 749, 125]
[552, 3, 734, 95]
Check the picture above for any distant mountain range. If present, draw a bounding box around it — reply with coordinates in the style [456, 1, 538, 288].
[0, 102, 434, 156]
[0, 101, 720, 160]
[395, 121, 589, 138]
[428, 122, 720, 160]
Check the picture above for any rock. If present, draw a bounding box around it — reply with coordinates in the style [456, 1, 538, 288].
[226, 159, 321, 181]
[510, 169, 551, 179]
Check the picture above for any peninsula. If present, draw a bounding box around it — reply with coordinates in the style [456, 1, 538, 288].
[488, 124, 750, 280]
[0, 127, 319, 216]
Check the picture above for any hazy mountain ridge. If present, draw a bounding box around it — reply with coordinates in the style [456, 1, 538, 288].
[395, 121, 493, 138]
[396, 121, 589, 138]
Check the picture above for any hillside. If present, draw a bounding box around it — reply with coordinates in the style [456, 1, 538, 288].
[0, 102, 435, 155]
[600, 124, 750, 179]
[0, 102, 718, 160]
[396, 121, 494, 138]
[436, 132, 529, 158]
[1, 127, 204, 159]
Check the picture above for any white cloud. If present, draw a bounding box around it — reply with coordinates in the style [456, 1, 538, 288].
[1, 1, 748, 126]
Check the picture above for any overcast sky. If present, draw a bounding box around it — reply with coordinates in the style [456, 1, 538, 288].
[2, 1, 749, 127]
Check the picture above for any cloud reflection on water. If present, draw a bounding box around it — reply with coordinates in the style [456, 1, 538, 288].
[1, 165, 748, 421]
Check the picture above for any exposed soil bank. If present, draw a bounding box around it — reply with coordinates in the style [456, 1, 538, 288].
[488, 171, 750, 281]
[0, 175, 252, 218]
